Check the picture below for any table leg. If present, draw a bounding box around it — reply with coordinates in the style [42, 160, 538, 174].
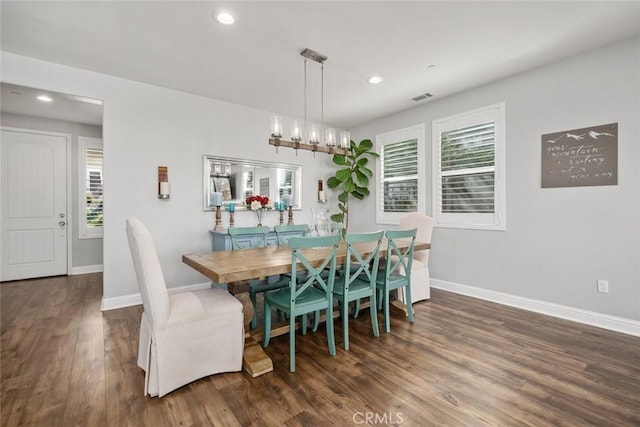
[230, 286, 274, 377]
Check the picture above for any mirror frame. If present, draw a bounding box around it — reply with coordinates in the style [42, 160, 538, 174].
[203, 155, 303, 211]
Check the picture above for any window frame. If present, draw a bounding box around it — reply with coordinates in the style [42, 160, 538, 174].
[78, 136, 103, 239]
[432, 102, 506, 230]
[375, 124, 426, 225]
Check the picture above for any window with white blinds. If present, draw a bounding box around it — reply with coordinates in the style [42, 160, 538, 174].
[278, 169, 293, 199]
[432, 103, 506, 230]
[376, 124, 425, 224]
[79, 137, 103, 238]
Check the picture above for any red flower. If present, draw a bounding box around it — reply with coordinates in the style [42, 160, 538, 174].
[246, 195, 269, 207]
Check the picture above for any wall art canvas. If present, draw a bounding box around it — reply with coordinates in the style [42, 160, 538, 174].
[259, 177, 270, 197]
[541, 122, 617, 188]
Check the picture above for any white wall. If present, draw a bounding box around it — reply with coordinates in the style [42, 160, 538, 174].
[351, 36, 640, 321]
[4, 35, 638, 323]
[1, 51, 337, 302]
[0, 112, 103, 269]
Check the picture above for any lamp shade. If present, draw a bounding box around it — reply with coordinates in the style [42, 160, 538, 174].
[325, 128, 336, 147]
[270, 116, 283, 138]
[291, 120, 302, 141]
[308, 124, 320, 144]
[340, 131, 351, 149]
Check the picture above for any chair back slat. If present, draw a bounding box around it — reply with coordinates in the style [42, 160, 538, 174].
[343, 231, 384, 289]
[384, 228, 417, 279]
[288, 234, 341, 303]
[228, 226, 270, 250]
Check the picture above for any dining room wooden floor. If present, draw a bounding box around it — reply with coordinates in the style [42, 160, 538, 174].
[2, 273, 640, 426]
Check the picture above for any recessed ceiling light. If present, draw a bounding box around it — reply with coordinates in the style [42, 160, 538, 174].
[216, 11, 235, 25]
[367, 76, 383, 84]
[37, 95, 53, 102]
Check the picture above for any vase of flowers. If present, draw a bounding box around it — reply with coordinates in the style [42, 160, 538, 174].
[245, 195, 273, 226]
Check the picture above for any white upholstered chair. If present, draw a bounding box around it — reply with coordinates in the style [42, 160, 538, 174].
[397, 213, 434, 303]
[126, 218, 244, 397]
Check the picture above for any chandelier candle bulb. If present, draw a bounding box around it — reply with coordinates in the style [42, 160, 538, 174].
[309, 124, 320, 144]
[340, 131, 351, 149]
[325, 128, 336, 147]
[291, 120, 302, 142]
[270, 116, 283, 139]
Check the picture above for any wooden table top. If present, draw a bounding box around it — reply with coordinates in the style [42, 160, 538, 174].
[183, 240, 430, 284]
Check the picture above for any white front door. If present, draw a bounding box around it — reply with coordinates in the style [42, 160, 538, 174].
[1, 129, 68, 281]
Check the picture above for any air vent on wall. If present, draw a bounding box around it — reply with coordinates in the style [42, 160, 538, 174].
[412, 93, 433, 102]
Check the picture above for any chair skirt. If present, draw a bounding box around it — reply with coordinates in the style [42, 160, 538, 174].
[137, 288, 244, 397]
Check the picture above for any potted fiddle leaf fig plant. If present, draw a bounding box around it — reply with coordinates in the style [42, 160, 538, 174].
[327, 139, 378, 232]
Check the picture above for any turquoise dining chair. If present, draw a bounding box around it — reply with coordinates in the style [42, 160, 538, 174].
[376, 228, 417, 333]
[273, 224, 310, 321]
[263, 234, 341, 372]
[274, 223, 311, 284]
[332, 230, 383, 350]
[274, 224, 310, 245]
[228, 226, 269, 250]
[228, 226, 289, 329]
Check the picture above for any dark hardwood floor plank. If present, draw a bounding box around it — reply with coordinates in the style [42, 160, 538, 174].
[3, 275, 640, 426]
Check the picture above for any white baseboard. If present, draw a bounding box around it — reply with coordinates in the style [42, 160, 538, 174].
[431, 278, 640, 337]
[100, 282, 213, 311]
[71, 264, 103, 275]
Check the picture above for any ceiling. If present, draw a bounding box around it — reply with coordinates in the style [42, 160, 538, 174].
[1, 83, 103, 126]
[1, 1, 639, 130]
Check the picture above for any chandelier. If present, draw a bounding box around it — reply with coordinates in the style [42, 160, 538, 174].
[269, 48, 351, 156]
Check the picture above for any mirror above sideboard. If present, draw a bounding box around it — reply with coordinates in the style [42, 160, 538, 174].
[203, 155, 303, 211]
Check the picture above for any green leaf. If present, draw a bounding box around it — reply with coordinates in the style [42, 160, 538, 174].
[344, 180, 355, 192]
[359, 139, 373, 151]
[338, 203, 347, 213]
[355, 139, 374, 156]
[335, 168, 351, 182]
[354, 169, 369, 186]
[332, 154, 349, 166]
[356, 158, 368, 167]
[327, 176, 341, 189]
[355, 186, 370, 196]
[352, 191, 365, 200]
[360, 166, 373, 177]
[338, 192, 349, 203]
[331, 213, 344, 223]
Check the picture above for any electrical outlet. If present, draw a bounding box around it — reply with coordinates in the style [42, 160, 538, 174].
[597, 279, 609, 293]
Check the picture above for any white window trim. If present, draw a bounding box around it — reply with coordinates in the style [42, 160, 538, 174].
[78, 136, 103, 239]
[376, 124, 426, 225]
[432, 102, 506, 230]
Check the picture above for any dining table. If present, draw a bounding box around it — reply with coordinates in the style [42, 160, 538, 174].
[182, 238, 430, 377]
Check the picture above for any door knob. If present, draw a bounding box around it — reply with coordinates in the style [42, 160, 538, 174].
[59, 221, 66, 226]
[59, 213, 66, 218]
